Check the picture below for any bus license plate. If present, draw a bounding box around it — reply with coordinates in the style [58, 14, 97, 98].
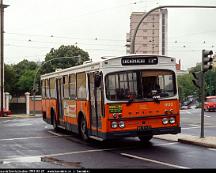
[137, 125, 152, 132]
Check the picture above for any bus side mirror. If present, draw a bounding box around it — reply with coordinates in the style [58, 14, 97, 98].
[95, 72, 102, 87]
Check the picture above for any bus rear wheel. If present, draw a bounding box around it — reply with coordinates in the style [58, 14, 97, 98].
[79, 116, 89, 141]
[138, 135, 153, 142]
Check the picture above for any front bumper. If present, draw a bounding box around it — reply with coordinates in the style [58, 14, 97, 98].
[102, 126, 181, 140]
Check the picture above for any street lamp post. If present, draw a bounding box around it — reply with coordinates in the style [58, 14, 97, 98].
[32, 56, 81, 115]
[0, 0, 8, 116]
[130, 5, 216, 54]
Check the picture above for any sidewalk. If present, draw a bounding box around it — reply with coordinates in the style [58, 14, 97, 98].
[154, 134, 216, 149]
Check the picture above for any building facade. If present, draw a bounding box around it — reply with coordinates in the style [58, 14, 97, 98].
[126, 9, 168, 55]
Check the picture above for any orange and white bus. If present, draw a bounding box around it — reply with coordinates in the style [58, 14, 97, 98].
[41, 54, 181, 142]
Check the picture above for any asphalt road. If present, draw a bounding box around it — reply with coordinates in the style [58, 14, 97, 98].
[180, 108, 216, 136]
[0, 114, 216, 169]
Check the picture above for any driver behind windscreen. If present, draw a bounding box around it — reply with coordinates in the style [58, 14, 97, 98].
[142, 76, 160, 98]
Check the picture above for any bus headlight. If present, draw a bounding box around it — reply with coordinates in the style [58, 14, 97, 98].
[169, 117, 175, 124]
[162, 118, 168, 125]
[119, 121, 125, 128]
[111, 121, 118, 128]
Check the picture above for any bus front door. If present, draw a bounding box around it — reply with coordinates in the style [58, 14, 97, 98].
[88, 73, 102, 137]
[56, 78, 64, 125]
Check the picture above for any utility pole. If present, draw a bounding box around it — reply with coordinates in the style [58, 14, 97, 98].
[0, 0, 8, 116]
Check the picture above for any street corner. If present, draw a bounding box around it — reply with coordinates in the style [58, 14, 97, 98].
[154, 133, 216, 149]
[178, 135, 216, 149]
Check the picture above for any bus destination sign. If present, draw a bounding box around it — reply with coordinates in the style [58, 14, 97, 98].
[121, 56, 158, 65]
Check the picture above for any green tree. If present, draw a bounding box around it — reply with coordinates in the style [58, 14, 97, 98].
[177, 73, 199, 102]
[16, 69, 36, 94]
[11, 59, 39, 96]
[14, 59, 38, 77]
[4, 64, 17, 95]
[42, 45, 89, 74]
[205, 68, 216, 96]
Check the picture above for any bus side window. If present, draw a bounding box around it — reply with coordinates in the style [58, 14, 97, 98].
[63, 75, 69, 99]
[69, 74, 76, 99]
[77, 72, 87, 99]
[42, 80, 46, 98]
[49, 78, 56, 98]
[45, 79, 50, 98]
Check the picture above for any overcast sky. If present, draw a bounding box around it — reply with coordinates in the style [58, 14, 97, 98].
[3, 0, 216, 70]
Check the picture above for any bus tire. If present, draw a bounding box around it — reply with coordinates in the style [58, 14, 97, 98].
[138, 135, 153, 142]
[79, 116, 89, 141]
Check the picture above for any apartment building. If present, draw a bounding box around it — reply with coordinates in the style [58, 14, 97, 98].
[126, 9, 168, 55]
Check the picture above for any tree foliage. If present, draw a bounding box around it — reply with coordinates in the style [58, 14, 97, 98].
[4, 64, 17, 95]
[4, 60, 39, 96]
[4, 45, 90, 96]
[41, 45, 90, 74]
[16, 69, 37, 94]
[177, 64, 216, 103]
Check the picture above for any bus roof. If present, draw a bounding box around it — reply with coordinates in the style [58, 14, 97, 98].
[41, 54, 175, 80]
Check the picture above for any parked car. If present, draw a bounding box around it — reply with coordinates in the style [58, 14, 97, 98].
[204, 96, 216, 112]
[181, 99, 200, 110]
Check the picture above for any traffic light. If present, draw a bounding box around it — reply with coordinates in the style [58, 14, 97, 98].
[192, 71, 202, 88]
[202, 49, 213, 73]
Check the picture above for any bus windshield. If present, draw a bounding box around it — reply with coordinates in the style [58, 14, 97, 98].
[105, 70, 176, 101]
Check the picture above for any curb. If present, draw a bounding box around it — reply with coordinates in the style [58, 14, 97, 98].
[154, 134, 216, 149]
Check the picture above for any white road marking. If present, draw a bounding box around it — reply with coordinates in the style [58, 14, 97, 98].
[0, 148, 119, 164]
[189, 124, 199, 127]
[0, 134, 70, 142]
[208, 148, 216, 151]
[48, 130, 70, 137]
[120, 153, 189, 169]
[204, 115, 211, 118]
[182, 125, 216, 130]
[181, 127, 200, 130]
[154, 142, 177, 146]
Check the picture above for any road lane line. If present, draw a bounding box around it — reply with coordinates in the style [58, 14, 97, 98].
[208, 148, 216, 151]
[154, 142, 177, 146]
[181, 127, 200, 130]
[182, 125, 216, 130]
[48, 130, 67, 136]
[0, 148, 119, 163]
[0, 135, 69, 142]
[120, 153, 189, 169]
[189, 124, 199, 127]
[204, 115, 211, 118]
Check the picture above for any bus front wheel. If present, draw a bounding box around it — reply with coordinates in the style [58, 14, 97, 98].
[138, 135, 153, 142]
[79, 116, 89, 141]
